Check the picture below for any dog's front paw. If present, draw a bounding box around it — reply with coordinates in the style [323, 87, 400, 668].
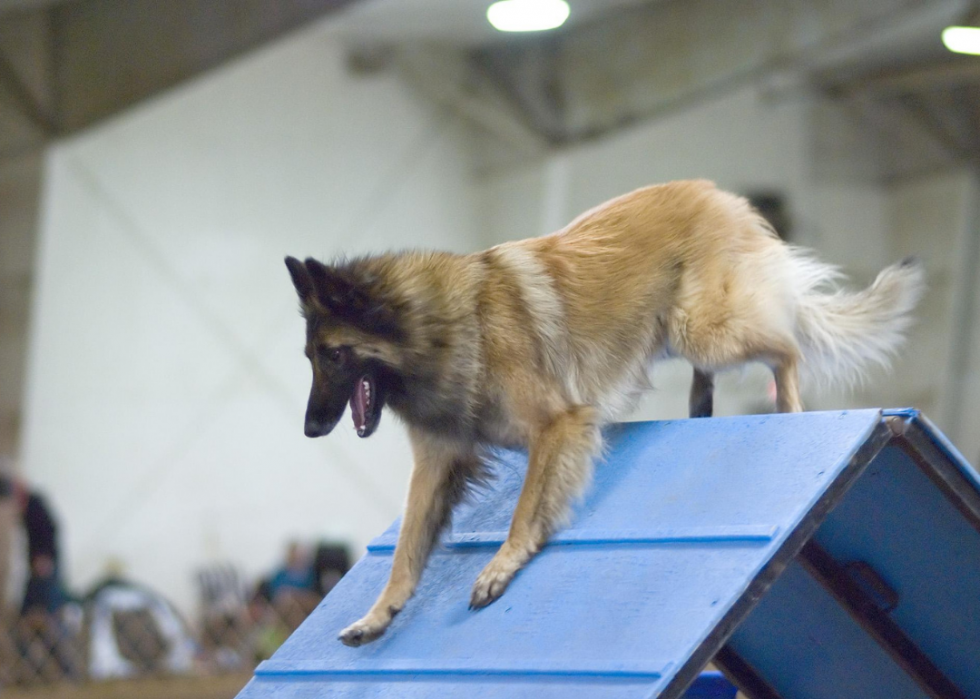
[470, 556, 519, 609]
[338, 615, 390, 647]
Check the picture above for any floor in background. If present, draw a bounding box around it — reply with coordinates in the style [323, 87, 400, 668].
[2, 673, 251, 699]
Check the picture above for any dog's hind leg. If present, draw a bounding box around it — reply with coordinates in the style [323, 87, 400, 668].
[774, 355, 803, 413]
[672, 304, 803, 416]
[470, 405, 601, 609]
[339, 430, 479, 646]
[689, 368, 714, 418]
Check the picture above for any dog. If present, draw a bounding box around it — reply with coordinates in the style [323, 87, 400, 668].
[285, 179, 923, 646]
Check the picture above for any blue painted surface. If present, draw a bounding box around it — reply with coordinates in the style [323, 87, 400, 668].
[239, 410, 883, 698]
[727, 561, 931, 699]
[237, 674, 735, 699]
[814, 444, 980, 696]
[727, 410, 980, 699]
[911, 411, 980, 488]
[684, 672, 738, 699]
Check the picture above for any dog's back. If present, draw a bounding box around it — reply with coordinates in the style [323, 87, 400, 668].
[486, 180, 922, 412]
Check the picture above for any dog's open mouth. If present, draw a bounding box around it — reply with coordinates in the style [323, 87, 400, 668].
[351, 373, 382, 438]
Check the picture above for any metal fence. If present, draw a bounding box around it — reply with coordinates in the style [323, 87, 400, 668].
[0, 585, 322, 693]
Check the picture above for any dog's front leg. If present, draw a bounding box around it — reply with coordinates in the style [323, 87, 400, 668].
[339, 430, 475, 647]
[470, 405, 600, 608]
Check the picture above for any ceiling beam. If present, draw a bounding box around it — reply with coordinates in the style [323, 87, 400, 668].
[0, 42, 55, 134]
[40, 0, 361, 133]
[824, 59, 980, 97]
[393, 46, 546, 159]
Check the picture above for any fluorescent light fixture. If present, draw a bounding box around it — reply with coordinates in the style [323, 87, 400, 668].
[942, 25, 980, 55]
[487, 0, 570, 32]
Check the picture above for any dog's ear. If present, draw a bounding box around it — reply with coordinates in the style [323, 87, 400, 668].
[285, 256, 314, 303]
[304, 258, 403, 339]
[304, 258, 363, 311]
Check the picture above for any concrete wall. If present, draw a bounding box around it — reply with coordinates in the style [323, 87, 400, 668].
[0, 152, 40, 460]
[22, 19, 481, 611]
[888, 171, 980, 465]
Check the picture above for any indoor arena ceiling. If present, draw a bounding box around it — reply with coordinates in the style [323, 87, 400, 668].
[0, 0, 979, 176]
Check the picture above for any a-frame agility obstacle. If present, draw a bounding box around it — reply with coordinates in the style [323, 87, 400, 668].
[238, 409, 980, 699]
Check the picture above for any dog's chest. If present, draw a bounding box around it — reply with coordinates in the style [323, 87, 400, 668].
[473, 401, 526, 449]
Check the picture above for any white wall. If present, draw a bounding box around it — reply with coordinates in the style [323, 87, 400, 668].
[885, 171, 980, 463]
[22, 19, 482, 611]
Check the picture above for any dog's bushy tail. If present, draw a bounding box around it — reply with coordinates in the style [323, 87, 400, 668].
[790, 252, 925, 387]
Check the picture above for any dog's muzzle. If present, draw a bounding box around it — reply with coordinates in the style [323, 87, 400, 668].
[304, 415, 339, 438]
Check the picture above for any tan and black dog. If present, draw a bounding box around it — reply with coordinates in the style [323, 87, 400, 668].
[285, 179, 923, 646]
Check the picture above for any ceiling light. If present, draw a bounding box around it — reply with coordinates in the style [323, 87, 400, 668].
[487, 0, 570, 33]
[942, 25, 980, 55]
[943, 4, 980, 55]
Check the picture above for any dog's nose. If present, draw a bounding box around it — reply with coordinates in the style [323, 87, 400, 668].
[305, 420, 325, 438]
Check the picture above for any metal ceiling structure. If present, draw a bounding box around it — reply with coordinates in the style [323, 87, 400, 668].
[333, 0, 980, 175]
[0, 0, 359, 159]
[1, 0, 978, 165]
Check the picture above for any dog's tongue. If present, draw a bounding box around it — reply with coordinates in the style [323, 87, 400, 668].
[351, 375, 370, 435]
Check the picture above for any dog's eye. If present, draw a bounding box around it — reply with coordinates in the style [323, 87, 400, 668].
[318, 346, 347, 365]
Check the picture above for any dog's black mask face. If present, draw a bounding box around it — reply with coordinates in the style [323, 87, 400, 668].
[303, 347, 387, 438]
[286, 256, 399, 439]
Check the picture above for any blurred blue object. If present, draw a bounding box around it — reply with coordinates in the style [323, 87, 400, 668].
[685, 672, 738, 698]
[238, 409, 980, 698]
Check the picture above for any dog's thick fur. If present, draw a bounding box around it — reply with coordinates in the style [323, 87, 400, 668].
[285, 179, 923, 646]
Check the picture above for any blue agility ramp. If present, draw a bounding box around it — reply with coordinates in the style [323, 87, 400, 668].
[237, 409, 980, 699]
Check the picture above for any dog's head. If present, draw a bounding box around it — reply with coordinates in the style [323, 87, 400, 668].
[285, 256, 404, 439]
